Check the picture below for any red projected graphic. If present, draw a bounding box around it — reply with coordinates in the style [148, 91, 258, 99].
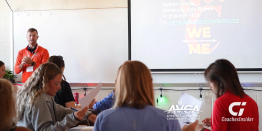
[182, 0, 224, 54]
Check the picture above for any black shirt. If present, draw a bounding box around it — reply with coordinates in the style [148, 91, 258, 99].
[54, 80, 75, 107]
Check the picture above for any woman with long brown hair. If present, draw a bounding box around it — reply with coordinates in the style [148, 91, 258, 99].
[198, 59, 259, 131]
[94, 61, 181, 131]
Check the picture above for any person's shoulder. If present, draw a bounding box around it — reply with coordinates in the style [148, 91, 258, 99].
[146, 105, 164, 111]
[99, 108, 116, 115]
[31, 93, 52, 110]
[145, 105, 167, 116]
[61, 80, 71, 89]
[15, 126, 32, 131]
[18, 47, 27, 53]
[145, 106, 180, 128]
[97, 108, 117, 119]
[38, 46, 48, 52]
[245, 94, 258, 105]
[216, 91, 234, 102]
[61, 80, 70, 85]
[34, 93, 51, 104]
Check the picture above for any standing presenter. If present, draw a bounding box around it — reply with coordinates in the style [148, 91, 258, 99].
[15, 28, 49, 83]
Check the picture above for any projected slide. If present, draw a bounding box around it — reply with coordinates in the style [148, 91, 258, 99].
[131, 0, 262, 69]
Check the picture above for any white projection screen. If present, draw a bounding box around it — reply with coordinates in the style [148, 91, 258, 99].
[130, 0, 262, 70]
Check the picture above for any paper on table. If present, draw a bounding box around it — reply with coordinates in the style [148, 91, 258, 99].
[69, 125, 94, 131]
[79, 83, 102, 108]
[173, 92, 202, 128]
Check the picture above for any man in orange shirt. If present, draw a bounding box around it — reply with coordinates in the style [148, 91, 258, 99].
[15, 28, 49, 83]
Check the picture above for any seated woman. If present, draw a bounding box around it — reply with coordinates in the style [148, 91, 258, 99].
[0, 79, 30, 131]
[47, 56, 96, 123]
[94, 61, 181, 131]
[0, 61, 18, 93]
[16, 63, 94, 131]
[47, 56, 80, 108]
[198, 59, 259, 131]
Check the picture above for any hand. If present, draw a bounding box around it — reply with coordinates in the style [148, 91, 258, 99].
[22, 57, 33, 65]
[74, 106, 88, 120]
[88, 99, 96, 109]
[88, 114, 97, 123]
[202, 118, 211, 127]
[182, 120, 198, 131]
[19, 60, 26, 69]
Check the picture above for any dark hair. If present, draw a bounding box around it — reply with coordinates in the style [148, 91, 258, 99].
[0, 61, 4, 67]
[47, 56, 65, 80]
[204, 59, 245, 98]
[27, 28, 38, 35]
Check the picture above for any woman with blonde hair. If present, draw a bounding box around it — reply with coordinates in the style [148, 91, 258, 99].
[94, 61, 181, 131]
[0, 79, 30, 131]
[16, 63, 93, 131]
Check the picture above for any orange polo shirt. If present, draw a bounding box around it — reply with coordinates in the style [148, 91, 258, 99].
[15, 45, 49, 83]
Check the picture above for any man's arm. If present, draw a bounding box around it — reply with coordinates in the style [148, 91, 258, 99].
[34, 49, 49, 68]
[15, 51, 25, 74]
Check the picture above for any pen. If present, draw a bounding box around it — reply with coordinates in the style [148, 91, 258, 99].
[184, 122, 191, 124]
[70, 107, 79, 111]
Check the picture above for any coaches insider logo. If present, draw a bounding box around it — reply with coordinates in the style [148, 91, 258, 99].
[221, 102, 254, 122]
[229, 102, 246, 116]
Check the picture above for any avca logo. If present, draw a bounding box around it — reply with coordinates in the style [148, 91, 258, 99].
[165, 101, 202, 121]
[166, 101, 201, 113]
[229, 102, 246, 116]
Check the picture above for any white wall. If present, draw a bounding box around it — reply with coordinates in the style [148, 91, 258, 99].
[0, 0, 11, 70]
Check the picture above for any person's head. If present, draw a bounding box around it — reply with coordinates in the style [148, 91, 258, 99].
[47, 56, 66, 82]
[204, 59, 245, 98]
[0, 61, 6, 78]
[113, 61, 154, 109]
[17, 63, 62, 120]
[0, 79, 16, 130]
[26, 28, 39, 46]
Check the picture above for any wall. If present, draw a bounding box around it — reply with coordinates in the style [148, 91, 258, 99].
[0, 0, 11, 70]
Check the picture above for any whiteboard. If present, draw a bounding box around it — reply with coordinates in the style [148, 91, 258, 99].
[13, 8, 128, 83]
